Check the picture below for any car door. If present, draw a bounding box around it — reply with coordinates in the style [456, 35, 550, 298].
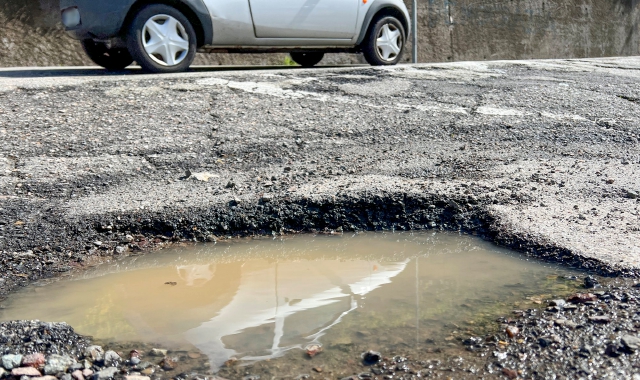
[248, 0, 359, 39]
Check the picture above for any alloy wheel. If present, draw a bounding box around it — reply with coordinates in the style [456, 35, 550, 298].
[375, 23, 402, 62]
[142, 14, 190, 67]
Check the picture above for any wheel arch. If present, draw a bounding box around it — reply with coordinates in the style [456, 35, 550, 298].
[356, 1, 410, 46]
[121, 0, 213, 47]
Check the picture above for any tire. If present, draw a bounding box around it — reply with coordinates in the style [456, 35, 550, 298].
[290, 52, 324, 68]
[127, 4, 197, 73]
[81, 40, 133, 71]
[362, 16, 406, 66]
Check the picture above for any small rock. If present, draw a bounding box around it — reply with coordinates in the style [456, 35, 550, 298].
[93, 367, 118, 380]
[122, 235, 134, 243]
[115, 246, 127, 254]
[191, 172, 219, 182]
[568, 293, 597, 303]
[362, 351, 381, 365]
[103, 351, 121, 366]
[12, 368, 41, 377]
[22, 353, 45, 369]
[305, 343, 322, 358]
[312, 367, 322, 373]
[501, 368, 518, 379]
[82, 370, 93, 378]
[71, 370, 84, 380]
[160, 357, 177, 371]
[2, 354, 23, 370]
[32, 376, 56, 380]
[148, 349, 167, 357]
[84, 346, 104, 362]
[584, 276, 600, 289]
[588, 315, 611, 323]
[130, 357, 141, 365]
[140, 368, 154, 376]
[505, 326, 519, 338]
[187, 353, 201, 359]
[261, 194, 272, 203]
[60, 375, 72, 380]
[622, 335, 640, 352]
[549, 299, 566, 307]
[93, 241, 102, 247]
[0, 368, 6, 378]
[44, 355, 75, 375]
[125, 377, 150, 380]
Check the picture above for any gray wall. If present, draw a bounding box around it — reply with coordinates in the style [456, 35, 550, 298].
[0, 0, 638, 67]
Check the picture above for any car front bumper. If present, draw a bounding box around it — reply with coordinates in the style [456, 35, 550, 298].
[60, 0, 135, 40]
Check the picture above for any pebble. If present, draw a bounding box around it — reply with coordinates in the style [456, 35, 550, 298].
[103, 351, 121, 366]
[549, 299, 566, 307]
[71, 370, 84, 380]
[160, 357, 177, 370]
[148, 349, 167, 357]
[44, 355, 75, 375]
[304, 343, 322, 357]
[2, 354, 23, 370]
[32, 376, 57, 380]
[588, 315, 611, 323]
[12, 367, 41, 377]
[82, 370, 93, 378]
[93, 367, 119, 380]
[124, 377, 150, 380]
[505, 326, 519, 338]
[140, 368, 154, 376]
[622, 335, 640, 351]
[568, 293, 597, 303]
[22, 353, 45, 368]
[83, 346, 104, 362]
[0, 368, 6, 378]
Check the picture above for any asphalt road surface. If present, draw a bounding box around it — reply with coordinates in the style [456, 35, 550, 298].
[1, 58, 639, 286]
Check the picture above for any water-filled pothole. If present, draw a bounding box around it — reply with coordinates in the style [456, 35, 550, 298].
[0, 232, 580, 376]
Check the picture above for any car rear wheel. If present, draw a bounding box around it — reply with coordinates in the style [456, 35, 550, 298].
[81, 40, 133, 71]
[290, 52, 324, 68]
[127, 4, 197, 73]
[362, 16, 406, 66]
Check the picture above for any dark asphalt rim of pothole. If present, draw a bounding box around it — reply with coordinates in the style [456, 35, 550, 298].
[1, 191, 636, 302]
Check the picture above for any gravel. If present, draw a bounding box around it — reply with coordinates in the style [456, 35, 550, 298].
[0, 57, 639, 378]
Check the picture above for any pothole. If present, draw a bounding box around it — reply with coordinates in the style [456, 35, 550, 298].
[0, 231, 580, 377]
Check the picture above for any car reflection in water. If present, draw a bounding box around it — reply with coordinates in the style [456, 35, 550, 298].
[179, 258, 410, 370]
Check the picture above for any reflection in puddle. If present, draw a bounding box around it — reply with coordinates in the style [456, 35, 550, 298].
[0, 232, 577, 371]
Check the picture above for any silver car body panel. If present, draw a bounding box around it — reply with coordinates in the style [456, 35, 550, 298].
[201, 0, 408, 48]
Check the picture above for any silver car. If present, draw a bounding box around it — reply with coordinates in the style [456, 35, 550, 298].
[60, 0, 410, 73]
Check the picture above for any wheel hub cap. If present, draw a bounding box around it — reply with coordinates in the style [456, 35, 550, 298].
[142, 14, 189, 67]
[376, 24, 402, 62]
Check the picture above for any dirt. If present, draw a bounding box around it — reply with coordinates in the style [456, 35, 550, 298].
[0, 57, 639, 378]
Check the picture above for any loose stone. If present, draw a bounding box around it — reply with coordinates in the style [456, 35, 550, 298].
[2, 354, 23, 370]
[103, 351, 121, 366]
[125, 376, 150, 380]
[22, 353, 45, 369]
[12, 367, 41, 377]
[93, 367, 119, 380]
[505, 326, 519, 338]
[83, 346, 104, 362]
[622, 335, 640, 352]
[71, 370, 84, 380]
[148, 349, 167, 357]
[44, 355, 75, 375]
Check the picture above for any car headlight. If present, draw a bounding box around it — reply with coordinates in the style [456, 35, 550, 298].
[61, 7, 81, 28]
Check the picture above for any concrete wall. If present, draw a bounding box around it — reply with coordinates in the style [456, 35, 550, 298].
[0, 0, 638, 67]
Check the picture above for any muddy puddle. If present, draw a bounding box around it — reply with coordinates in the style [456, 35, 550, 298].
[0, 232, 581, 377]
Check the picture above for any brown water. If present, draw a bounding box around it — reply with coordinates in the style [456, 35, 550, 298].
[0, 232, 579, 373]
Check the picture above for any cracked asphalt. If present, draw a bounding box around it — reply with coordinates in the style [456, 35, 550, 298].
[0, 58, 639, 298]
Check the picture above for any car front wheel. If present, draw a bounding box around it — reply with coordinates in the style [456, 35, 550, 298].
[81, 40, 133, 71]
[362, 16, 406, 66]
[127, 4, 197, 73]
